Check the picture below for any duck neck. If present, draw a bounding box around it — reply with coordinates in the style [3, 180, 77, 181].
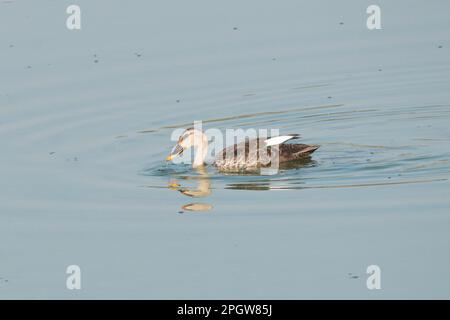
[193, 134, 208, 168]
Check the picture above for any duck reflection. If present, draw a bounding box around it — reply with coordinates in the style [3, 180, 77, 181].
[168, 157, 316, 210]
[181, 203, 213, 212]
[168, 166, 213, 212]
[224, 157, 316, 190]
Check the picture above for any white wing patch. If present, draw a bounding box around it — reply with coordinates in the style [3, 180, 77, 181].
[264, 135, 297, 146]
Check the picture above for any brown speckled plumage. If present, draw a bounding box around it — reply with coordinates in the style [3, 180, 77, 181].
[214, 138, 319, 171]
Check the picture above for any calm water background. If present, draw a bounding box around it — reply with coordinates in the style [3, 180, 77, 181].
[1, 0, 449, 298]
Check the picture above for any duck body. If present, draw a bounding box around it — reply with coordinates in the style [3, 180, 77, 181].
[166, 128, 319, 172]
[214, 137, 319, 171]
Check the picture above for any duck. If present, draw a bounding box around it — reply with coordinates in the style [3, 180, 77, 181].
[166, 128, 319, 171]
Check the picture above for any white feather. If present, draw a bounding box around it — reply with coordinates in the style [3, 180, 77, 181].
[264, 135, 296, 146]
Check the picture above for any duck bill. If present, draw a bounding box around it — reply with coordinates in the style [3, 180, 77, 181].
[166, 144, 183, 161]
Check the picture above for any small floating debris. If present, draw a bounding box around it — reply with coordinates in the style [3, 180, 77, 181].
[339, 22, 344, 25]
[327, 96, 332, 99]
[134, 52, 142, 57]
[347, 273, 359, 279]
[438, 45, 443, 49]
[49, 152, 56, 155]
[233, 27, 238, 30]
[176, 99, 180, 103]
[26, 65, 32, 69]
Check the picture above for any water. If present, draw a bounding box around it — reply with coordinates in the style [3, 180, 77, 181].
[1, 0, 450, 298]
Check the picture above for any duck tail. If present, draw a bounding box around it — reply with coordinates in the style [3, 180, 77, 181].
[295, 144, 320, 156]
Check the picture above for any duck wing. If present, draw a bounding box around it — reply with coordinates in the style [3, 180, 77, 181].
[214, 136, 318, 169]
[214, 138, 267, 169]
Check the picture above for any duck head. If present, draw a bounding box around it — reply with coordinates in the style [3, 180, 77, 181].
[166, 128, 208, 165]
